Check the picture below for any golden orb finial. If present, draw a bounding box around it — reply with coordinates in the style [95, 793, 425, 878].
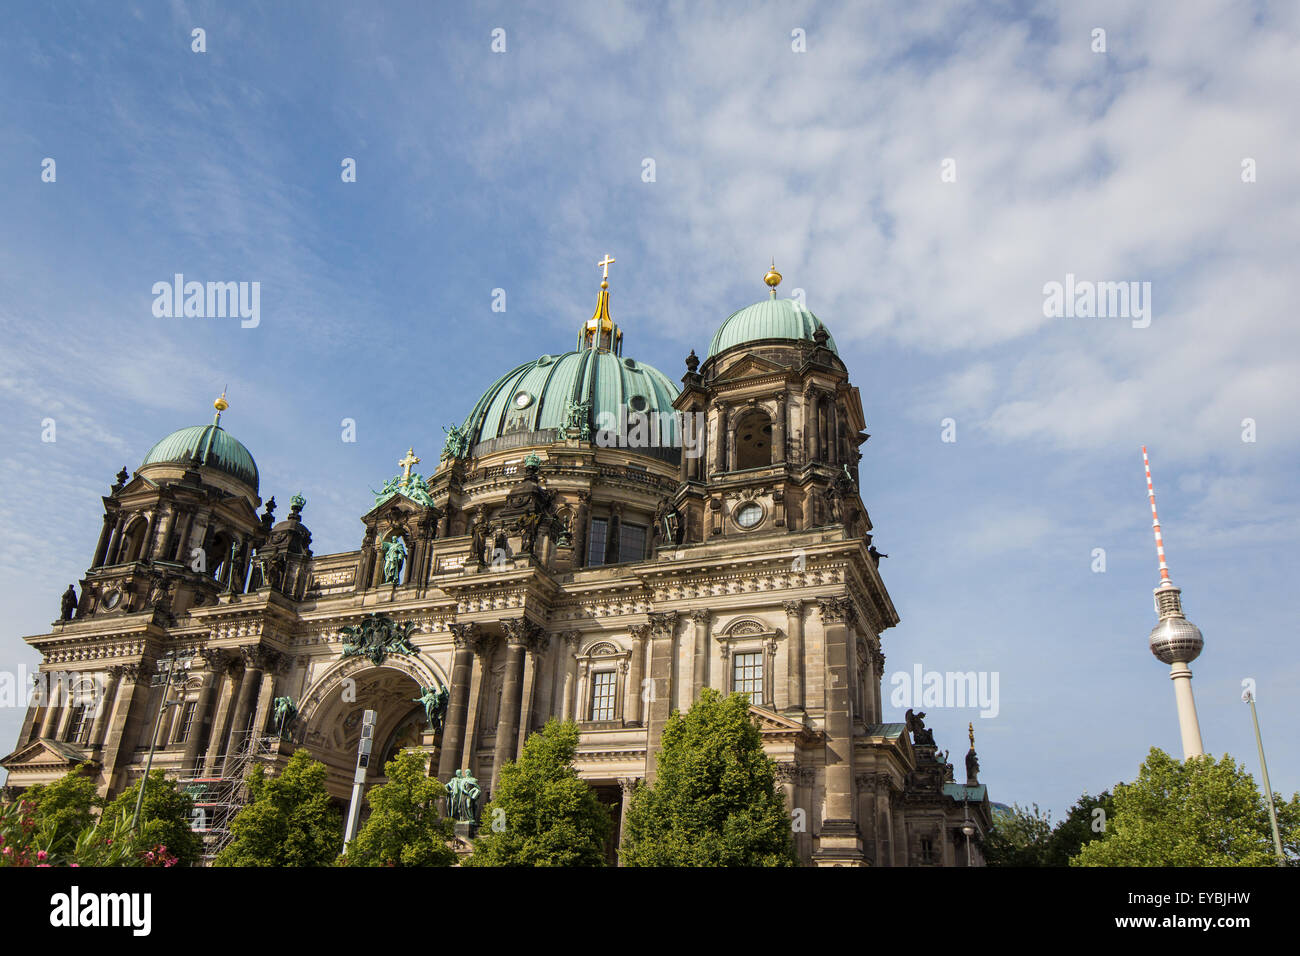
[764, 259, 782, 297]
[212, 387, 229, 425]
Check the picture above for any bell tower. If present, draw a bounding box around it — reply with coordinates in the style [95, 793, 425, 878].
[669, 264, 874, 546]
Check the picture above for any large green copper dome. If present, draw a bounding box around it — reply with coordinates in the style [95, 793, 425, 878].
[458, 349, 680, 456]
[140, 423, 259, 491]
[706, 297, 838, 359]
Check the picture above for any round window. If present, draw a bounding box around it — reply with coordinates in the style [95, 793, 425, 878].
[629, 395, 648, 413]
[102, 589, 121, 610]
[513, 391, 533, 409]
[735, 502, 763, 529]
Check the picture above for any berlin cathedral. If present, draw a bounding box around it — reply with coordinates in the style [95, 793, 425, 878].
[2, 260, 992, 866]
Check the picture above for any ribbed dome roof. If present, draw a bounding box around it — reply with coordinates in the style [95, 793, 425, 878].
[459, 349, 680, 456]
[707, 297, 838, 359]
[140, 424, 259, 491]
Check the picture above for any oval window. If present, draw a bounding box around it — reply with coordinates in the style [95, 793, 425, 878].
[629, 395, 648, 413]
[513, 391, 533, 409]
[735, 502, 763, 528]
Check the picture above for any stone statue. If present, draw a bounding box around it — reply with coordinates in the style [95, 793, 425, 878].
[382, 536, 408, 584]
[905, 708, 935, 747]
[441, 423, 469, 461]
[469, 509, 488, 564]
[966, 748, 980, 784]
[413, 685, 450, 734]
[868, 545, 888, 566]
[446, 769, 482, 824]
[515, 512, 541, 554]
[340, 613, 420, 667]
[564, 399, 591, 440]
[272, 696, 298, 737]
[59, 585, 77, 622]
[371, 476, 402, 506]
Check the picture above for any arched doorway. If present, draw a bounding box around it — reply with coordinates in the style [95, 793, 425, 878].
[298, 658, 446, 801]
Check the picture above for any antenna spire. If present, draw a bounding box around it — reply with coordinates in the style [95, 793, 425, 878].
[1142, 446, 1172, 586]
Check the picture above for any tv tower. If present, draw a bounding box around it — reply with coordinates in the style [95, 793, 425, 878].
[1142, 446, 1205, 759]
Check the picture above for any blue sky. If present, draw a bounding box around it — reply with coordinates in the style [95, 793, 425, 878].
[1, 1, 1297, 822]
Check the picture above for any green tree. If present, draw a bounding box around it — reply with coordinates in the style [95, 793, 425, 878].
[1044, 791, 1113, 866]
[983, 803, 1054, 867]
[213, 749, 342, 867]
[103, 770, 204, 867]
[621, 689, 797, 867]
[342, 750, 456, 867]
[22, 764, 101, 854]
[466, 719, 612, 867]
[1073, 748, 1298, 867]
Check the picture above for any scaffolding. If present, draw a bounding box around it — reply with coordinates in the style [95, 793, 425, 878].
[175, 732, 283, 863]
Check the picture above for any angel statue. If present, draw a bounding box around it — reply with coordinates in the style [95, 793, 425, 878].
[382, 536, 408, 584]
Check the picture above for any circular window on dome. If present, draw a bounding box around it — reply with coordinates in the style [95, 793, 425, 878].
[537, 354, 553, 365]
[513, 391, 533, 409]
[734, 502, 763, 529]
[623, 358, 638, 370]
[628, 395, 648, 413]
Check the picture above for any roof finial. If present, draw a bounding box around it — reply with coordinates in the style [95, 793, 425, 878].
[213, 387, 229, 425]
[968, 722, 975, 749]
[597, 253, 615, 290]
[764, 258, 782, 297]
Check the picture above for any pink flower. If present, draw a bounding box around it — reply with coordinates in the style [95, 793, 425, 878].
[36, 850, 47, 862]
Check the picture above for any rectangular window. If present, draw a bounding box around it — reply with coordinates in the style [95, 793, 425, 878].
[920, 836, 936, 864]
[587, 518, 608, 567]
[67, 705, 94, 745]
[618, 523, 647, 563]
[590, 671, 617, 721]
[733, 651, 763, 703]
[179, 701, 197, 742]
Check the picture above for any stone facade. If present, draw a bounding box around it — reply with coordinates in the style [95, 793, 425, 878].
[1, 277, 991, 866]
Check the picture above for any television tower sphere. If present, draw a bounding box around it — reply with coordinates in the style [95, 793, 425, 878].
[1149, 614, 1203, 665]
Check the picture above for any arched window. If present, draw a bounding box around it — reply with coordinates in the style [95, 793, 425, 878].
[735, 410, 773, 470]
[118, 516, 147, 563]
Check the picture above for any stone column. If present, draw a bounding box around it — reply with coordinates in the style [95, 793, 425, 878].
[204, 660, 241, 772]
[617, 776, 637, 862]
[461, 640, 491, 773]
[90, 667, 122, 748]
[818, 398, 830, 465]
[576, 660, 590, 722]
[107, 513, 130, 565]
[154, 505, 176, 563]
[624, 624, 649, 725]
[784, 600, 806, 713]
[714, 404, 729, 474]
[182, 654, 223, 768]
[102, 663, 151, 790]
[56, 681, 79, 741]
[772, 391, 788, 464]
[516, 634, 544, 759]
[642, 612, 679, 784]
[805, 390, 819, 462]
[490, 619, 532, 793]
[573, 494, 591, 567]
[92, 513, 115, 568]
[39, 674, 63, 738]
[605, 503, 623, 565]
[559, 632, 580, 721]
[689, 610, 710, 704]
[140, 508, 160, 562]
[437, 623, 479, 780]
[224, 648, 265, 755]
[248, 652, 281, 739]
[764, 638, 779, 709]
[813, 597, 863, 865]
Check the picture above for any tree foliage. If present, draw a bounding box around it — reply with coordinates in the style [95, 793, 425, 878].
[466, 719, 612, 867]
[983, 803, 1054, 867]
[103, 770, 204, 867]
[1073, 748, 1298, 867]
[20, 765, 100, 850]
[621, 689, 797, 867]
[213, 749, 342, 867]
[342, 750, 455, 867]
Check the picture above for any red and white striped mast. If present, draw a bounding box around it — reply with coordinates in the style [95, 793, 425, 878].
[1141, 446, 1205, 759]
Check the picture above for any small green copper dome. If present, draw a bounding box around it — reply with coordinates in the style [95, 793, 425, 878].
[457, 349, 680, 457]
[140, 424, 259, 491]
[706, 297, 838, 359]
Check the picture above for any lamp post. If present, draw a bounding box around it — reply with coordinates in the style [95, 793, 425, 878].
[342, 709, 377, 852]
[961, 795, 975, 867]
[131, 651, 192, 830]
[1242, 687, 1285, 866]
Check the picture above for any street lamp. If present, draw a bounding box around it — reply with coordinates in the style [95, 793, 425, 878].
[961, 795, 976, 867]
[131, 651, 192, 830]
[1241, 687, 1285, 866]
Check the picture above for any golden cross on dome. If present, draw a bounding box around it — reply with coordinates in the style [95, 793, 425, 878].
[398, 447, 421, 480]
[597, 253, 616, 285]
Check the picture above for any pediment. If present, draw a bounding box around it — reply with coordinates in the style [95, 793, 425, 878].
[749, 704, 819, 740]
[0, 738, 98, 771]
[361, 492, 436, 524]
[716, 354, 787, 383]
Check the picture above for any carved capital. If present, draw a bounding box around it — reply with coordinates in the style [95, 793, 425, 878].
[199, 648, 229, 671]
[240, 644, 277, 671]
[817, 597, 852, 625]
[449, 622, 481, 649]
[500, 617, 544, 651]
[562, 630, 582, 649]
[782, 600, 803, 617]
[773, 762, 800, 784]
[689, 609, 711, 624]
[618, 777, 638, 796]
[648, 611, 678, 636]
[629, 623, 651, 642]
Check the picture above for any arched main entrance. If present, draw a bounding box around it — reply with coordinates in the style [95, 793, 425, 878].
[297, 655, 447, 800]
